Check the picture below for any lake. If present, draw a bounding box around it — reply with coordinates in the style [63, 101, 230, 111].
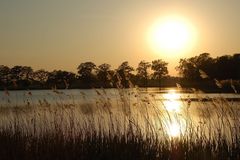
[0, 87, 240, 141]
[1, 88, 240, 106]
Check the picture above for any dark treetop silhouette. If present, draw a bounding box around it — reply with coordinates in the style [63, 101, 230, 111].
[0, 53, 240, 92]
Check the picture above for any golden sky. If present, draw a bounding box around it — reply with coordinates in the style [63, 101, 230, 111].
[1, 0, 240, 75]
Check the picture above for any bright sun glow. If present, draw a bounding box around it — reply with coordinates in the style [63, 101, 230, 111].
[148, 16, 197, 56]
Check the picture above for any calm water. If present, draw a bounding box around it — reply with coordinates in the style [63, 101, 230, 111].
[0, 88, 240, 139]
[0, 88, 239, 106]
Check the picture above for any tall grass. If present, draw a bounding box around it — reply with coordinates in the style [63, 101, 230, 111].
[0, 86, 240, 159]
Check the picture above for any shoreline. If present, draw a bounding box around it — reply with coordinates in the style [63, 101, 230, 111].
[0, 86, 238, 94]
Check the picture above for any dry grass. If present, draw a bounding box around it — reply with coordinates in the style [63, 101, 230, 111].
[0, 86, 240, 160]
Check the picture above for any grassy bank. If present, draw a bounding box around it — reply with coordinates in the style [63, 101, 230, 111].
[0, 88, 240, 159]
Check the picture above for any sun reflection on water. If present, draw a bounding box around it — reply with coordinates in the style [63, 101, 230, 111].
[162, 89, 186, 138]
[163, 89, 181, 112]
[167, 122, 181, 137]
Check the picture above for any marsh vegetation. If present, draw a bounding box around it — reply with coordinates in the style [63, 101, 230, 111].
[0, 53, 240, 159]
[0, 87, 240, 160]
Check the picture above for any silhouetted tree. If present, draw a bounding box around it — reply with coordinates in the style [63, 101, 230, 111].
[47, 70, 76, 89]
[10, 66, 33, 81]
[214, 54, 240, 80]
[116, 61, 134, 87]
[9, 66, 33, 88]
[176, 53, 214, 80]
[176, 58, 200, 79]
[136, 61, 151, 86]
[0, 65, 10, 86]
[96, 63, 113, 87]
[214, 55, 232, 79]
[32, 69, 49, 87]
[232, 54, 240, 79]
[1, 53, 239, 90]
[77, 62, 97, 87]
[151, 59, 168, 79]
[117, 61, 134, 75]
[176, 53, 240, 81]
[77, 62, 96, 80]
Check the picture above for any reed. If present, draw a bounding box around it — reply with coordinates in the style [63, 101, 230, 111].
[0, 86, 240, 160]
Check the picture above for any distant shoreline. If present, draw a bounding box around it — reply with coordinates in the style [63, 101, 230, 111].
[0, 86, 238, 94]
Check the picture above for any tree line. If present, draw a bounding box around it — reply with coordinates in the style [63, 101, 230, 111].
[177, 53, 240, 80]
[0, 53, 239, 90]
[0, 60, 169, 89]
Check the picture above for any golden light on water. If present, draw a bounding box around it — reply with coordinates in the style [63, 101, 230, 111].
[163, 89, 186, 138]
[163, 89, 181, 112]
[164, 89, 180, 100]
[164, 101, 181, 112]
[167, 122, 181, 137]
[147, 15, 197, 56]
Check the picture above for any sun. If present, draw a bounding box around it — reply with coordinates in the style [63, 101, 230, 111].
[147, 16, 197, 56]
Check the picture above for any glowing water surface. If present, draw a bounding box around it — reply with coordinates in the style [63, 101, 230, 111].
[162, 89, 186, 137]
[0, 88, 240, 140]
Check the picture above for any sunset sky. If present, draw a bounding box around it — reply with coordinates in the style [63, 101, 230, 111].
[1, 0, 240, 75]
